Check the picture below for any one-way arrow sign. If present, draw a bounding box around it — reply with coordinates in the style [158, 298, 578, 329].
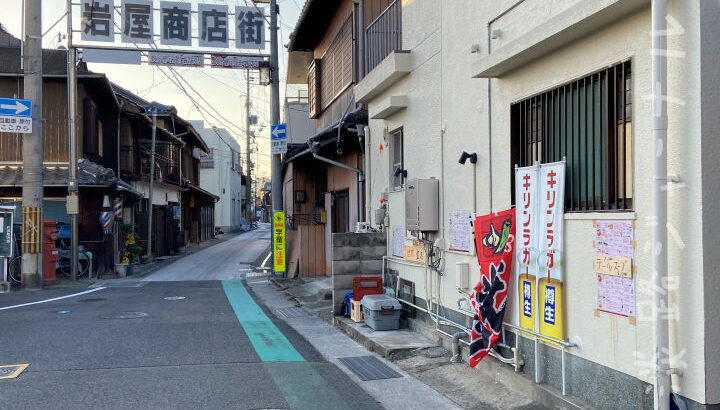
[270, 123, 286, 140]
[0, 98, 31, 117]
[271, 123, 287, 154]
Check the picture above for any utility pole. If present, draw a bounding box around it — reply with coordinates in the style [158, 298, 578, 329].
[269, 0, 282, 274]
[66, 0, 79, 281]
[245, 68, 252, 225]
[21, 0, 43, 288]
[145, 111, 158, 261]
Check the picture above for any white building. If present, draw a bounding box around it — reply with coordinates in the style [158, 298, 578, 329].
[356, 1, 719, 409]
[191, 121, 247, 233]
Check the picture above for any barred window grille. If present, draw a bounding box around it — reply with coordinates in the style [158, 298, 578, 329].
[511, 60, 633, 212]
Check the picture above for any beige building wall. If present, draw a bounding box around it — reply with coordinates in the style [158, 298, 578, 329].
[362, 0, 714, 406]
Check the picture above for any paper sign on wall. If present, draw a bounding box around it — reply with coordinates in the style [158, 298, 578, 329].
[392, 226, 405, 257]
[594, 220, 635, 317]
[596, 274, 635, 317]
[595, 221, 634, 259]
[593, 254, 632, 278]
[449, 210, 473, 252]
[403, 243, 426, 263]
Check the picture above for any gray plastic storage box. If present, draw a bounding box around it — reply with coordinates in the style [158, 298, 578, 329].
[361, 294, 402, 331]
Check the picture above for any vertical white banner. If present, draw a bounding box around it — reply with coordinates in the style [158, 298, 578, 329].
[538, 161, 565, 281]
[514, 165, 539, 327]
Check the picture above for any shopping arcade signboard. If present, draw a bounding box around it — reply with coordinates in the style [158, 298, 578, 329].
[73, 1, 270, 67]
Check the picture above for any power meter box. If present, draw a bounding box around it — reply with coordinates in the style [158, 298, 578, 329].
[405, 178, 439, 232]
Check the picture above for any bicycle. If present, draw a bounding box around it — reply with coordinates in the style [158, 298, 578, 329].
[7, 225, 21, 284]
[56, 238, 90, 278]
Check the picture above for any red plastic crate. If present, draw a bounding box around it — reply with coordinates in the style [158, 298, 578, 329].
[352, 276, 383, 302]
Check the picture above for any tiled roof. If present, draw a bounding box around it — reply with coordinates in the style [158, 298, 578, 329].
[0, 159, 117, 187]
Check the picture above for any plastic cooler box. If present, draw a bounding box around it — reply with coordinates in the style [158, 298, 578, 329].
[360, 294, 402, 331]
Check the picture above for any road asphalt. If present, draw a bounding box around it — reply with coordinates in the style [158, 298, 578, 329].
[0, 226, 389, 410]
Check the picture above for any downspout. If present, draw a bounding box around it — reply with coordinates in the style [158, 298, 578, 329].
[486, 24, 494, 211]
[450, 331, 466, 363]
[357, 126, 366, 224]
[364, 125, 371, 225]
[116, 100, 124, 177]
[652, 1, 670, 409]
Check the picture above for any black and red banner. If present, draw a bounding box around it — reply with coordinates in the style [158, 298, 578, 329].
[469, 208, 516, 367]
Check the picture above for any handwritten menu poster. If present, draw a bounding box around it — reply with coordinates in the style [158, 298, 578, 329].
[392, 226, 405, 257]
[596, 274, 635, 317]
[449, 210, 473, 252]
[594, 220, 636, 317]
[595, 221, 634, 259]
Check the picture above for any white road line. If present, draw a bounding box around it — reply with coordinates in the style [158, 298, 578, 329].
[261, 251, 272, 268]
[0, 287, 106, 311]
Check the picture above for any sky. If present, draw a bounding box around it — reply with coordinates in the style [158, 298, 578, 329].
[1, 0, 305, 180]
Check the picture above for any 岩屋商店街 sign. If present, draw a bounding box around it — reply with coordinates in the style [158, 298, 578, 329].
[79, 1, 266, 50]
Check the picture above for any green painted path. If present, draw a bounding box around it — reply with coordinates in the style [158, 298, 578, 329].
[222, 280, 349, 409]
[222, 280, 305, 362]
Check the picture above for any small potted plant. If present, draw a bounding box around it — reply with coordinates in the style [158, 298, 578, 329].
[117, 224, 143, 276]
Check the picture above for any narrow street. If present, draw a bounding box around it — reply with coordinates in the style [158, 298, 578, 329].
[142, 226, 271, 282]
[0, 226, 386, 410]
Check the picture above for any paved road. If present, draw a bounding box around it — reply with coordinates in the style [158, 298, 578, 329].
[143, 227, 271, 282]
[0, 227, 385, 410]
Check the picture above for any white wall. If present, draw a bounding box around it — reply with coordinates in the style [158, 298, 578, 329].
[364, 0, 709, 404]
[192, 121, 246, 231]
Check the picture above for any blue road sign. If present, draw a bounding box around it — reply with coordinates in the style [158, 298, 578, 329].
[0, 98, 32, 117]
[270, 123, 286, 140]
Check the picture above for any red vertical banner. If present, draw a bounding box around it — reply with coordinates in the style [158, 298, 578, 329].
[469, 208, 516, 367]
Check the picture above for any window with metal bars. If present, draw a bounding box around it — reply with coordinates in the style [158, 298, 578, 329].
[510, 60, 632, 212]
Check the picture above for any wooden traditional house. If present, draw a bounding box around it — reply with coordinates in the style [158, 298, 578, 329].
[113, 85, 217, 257]
[0, 32, 215, 275]
[0, 42, 142, 274]
[282, 0, 399, 276]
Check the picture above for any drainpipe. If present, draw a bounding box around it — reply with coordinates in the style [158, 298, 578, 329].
[652, 0, 670, 409]
[363, 126, 371, 224]
[450, 331, 466, 363]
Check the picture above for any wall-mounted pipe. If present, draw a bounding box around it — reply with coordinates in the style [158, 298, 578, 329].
[652, 0, 670, 409]
[312, 153, 362, 174]
[450, 331, 466, 363]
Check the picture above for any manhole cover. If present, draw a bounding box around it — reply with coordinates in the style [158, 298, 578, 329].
[101, 311, 148, 319]
[163, 296, 186, 300]
[78, 298, 105, 303]
[0, 364, 28, 379]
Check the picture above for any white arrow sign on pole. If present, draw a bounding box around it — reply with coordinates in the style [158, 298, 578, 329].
[0, 97, 32, 134]
[271, 123, 287, 154]
[0, 98, 32, 117]
[0, 101, 30, 115]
